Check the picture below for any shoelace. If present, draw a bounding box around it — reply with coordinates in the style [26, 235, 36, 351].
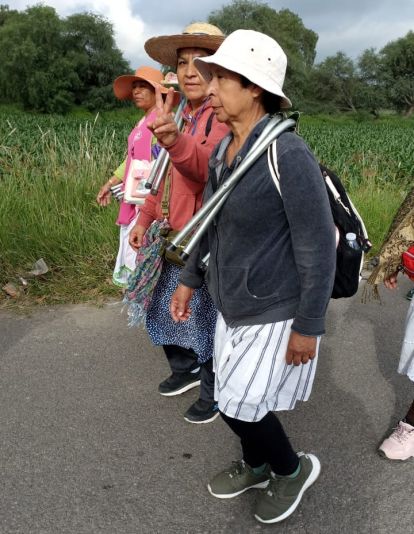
[390, 424, 414, 443]
[226, 460, 246, 479]
[265, 475, 290, 497]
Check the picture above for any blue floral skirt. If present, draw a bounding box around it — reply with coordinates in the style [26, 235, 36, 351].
[146, 262, 216, 364]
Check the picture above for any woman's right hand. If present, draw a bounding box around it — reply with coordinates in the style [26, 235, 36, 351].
[384, 271, 399, 290]
[129, 224, 146, 251]
[147, 86, 179, 147]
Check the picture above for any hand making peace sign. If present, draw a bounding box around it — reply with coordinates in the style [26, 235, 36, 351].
[147, 85, 180, 147]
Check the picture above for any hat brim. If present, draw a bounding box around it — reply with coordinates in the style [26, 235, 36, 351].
[144, 34, 225, 68]
[194, 55, 292, 109]
[113, 75, 181, 106]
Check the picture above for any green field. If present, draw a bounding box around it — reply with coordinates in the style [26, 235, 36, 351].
[1, 107, 413, 305]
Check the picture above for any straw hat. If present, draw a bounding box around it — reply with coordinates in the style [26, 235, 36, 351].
[113, 66, 181, 105]
[144, 22, 225, 68]
[194, 29, 292, 109]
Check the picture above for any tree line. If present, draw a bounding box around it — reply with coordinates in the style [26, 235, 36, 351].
[1, 1, 413, 116]
[0, 4, 129, 113]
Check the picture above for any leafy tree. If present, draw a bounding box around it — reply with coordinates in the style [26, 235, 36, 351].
[380, 31, 414, 116]
[0, 5, 129, 113]
[0, 4, 17, 26]
[208, 0, 318, 106]
[356, 48, 387, 116]
[0, 5, 74, 112]
[309, 52, 361, 112]
[63, 12, 129, 110]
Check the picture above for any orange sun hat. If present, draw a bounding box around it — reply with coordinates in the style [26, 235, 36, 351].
[113, 66, 181, 105]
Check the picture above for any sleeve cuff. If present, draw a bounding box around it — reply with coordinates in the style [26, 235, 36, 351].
[179, 269, 204, 289]
[291, 313, 326, 337]
[166, 133, 190, 160]
[113, 159, 127, 179]
[136, 212, 152, 230]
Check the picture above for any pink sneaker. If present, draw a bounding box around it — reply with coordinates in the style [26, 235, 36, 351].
[379, 421, 414, 461]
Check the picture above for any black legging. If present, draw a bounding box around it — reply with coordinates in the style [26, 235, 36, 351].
[162, 345, 215, 402]
[221, 411, 299, 476]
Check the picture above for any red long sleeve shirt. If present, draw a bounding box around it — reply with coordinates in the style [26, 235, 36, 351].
[137, 101, 228, 231]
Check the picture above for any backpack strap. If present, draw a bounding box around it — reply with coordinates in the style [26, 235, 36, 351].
[268, 138, 350, 205]
[268, 139, 352, 207]
[267, 139, 281, 196]
[346, 194, 369, 240]
[268, 141, 368, 241]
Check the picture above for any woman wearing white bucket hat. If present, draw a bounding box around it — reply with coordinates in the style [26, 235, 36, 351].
[128, 23, 229, 424]
[171, 30, 336, 524]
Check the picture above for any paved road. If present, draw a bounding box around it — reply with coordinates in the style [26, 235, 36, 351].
[1, 278, 413, 534]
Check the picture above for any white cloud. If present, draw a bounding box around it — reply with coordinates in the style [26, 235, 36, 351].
[8, 0, 414, 65]
[9, 0, 182, 68]
[315, 14, 414, 61]
[87, 0, 148, 67]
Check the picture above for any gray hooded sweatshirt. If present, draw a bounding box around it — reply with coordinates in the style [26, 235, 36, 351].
[179, 115, 336, 337]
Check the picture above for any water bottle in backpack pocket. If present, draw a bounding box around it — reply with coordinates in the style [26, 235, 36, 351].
[333, 231, 364, 298]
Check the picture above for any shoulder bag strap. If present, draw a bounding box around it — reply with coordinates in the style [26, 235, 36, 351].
[160, 165, 172, 219]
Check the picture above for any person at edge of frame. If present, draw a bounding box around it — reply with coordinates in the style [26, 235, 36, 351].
[170, 29, 336, 524]
[128, 23, 229, 424]
[364, 185, 414, 461]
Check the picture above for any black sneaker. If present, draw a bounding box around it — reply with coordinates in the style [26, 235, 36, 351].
[158, 369, 201, 397]
[184, 399, 220, 424]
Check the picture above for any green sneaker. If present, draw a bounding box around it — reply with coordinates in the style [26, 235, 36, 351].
[208, 460, 271, 499]
[254, 453, 321, 524]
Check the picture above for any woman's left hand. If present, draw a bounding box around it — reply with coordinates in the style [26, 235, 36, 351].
[170, 283, 194, 322]
[147, 86, 179, 147]
[285, 331, 317, 366]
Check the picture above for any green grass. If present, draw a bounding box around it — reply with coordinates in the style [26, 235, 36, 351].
[0, 107, 139, 306]
[0, 108, 413, 306]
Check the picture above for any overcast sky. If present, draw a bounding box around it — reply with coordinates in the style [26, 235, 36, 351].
[9, 0, 414, 68]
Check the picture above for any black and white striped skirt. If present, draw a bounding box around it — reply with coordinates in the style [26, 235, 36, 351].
[213, 313, 320, 422]
[398, 297, 414, 381]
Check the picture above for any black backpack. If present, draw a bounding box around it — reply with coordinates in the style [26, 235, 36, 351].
[268, 141, 371, 299]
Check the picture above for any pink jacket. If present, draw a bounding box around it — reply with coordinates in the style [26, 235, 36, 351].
[137, 101, 228, 231]
[116, 110, 157, 226]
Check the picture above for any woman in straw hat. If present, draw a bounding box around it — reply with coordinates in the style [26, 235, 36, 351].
[97, 66, 175, 287]
[128, 23, 228, 424]
[170, 29, 336, 523]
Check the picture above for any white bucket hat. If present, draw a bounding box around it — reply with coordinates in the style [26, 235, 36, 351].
[194, 29, 292, 109]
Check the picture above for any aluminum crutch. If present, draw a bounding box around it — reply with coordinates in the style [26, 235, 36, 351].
[168, 114, 298, 262]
